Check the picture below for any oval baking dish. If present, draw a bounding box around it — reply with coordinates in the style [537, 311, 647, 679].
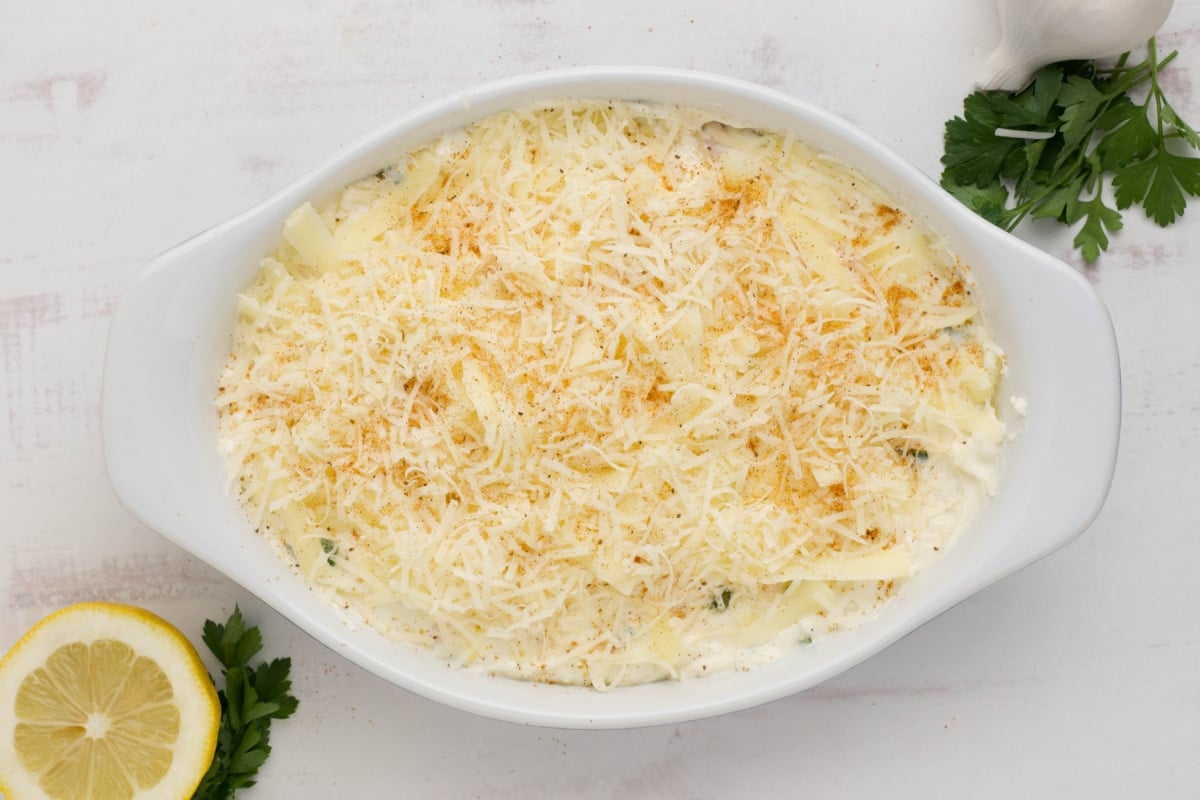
[102, 67, 1121, 729]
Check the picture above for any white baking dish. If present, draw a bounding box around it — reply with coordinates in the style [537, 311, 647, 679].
[102, 67, 1121, 728]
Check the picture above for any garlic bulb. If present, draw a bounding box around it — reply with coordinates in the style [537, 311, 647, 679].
[980, 0, 1175, 91]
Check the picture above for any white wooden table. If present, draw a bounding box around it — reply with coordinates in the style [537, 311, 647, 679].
[3, 2, 1198, 797]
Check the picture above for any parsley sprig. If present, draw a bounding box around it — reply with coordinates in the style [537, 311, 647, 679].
[193, 607, 299, 800]
[941, 39, 1200, 262]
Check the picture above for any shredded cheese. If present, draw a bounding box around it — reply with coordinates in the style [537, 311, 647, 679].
[216, 100, 1008, 688]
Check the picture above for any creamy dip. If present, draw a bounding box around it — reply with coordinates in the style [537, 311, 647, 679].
[217, 100, 1006, 688]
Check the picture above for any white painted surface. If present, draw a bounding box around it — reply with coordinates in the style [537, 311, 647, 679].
[2, 1, 1198, 797]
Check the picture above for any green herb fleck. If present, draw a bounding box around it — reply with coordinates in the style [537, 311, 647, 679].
[193, 606, 299, 800]
[941, 39, 1200, 263]
[905, 449, 929, 461]
[710, 588, 733, 611]
[320, 537, 338, 567]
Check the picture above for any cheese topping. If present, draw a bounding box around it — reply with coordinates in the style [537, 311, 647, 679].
[216, 101, 1008, 688]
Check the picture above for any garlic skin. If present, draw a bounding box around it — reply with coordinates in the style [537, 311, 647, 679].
[980, 0, 1175, 91]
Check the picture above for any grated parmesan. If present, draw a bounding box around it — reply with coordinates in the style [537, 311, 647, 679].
[216, 100, 1008, 688]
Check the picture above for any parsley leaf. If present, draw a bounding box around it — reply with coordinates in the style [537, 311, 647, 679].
[1162, 101, 1200, 150]
[1096, 100, 1157, 168]
[941, 39, 1200, 262]
[1075, 192, 1124, 264]
[943, 175, 1014, 227]
[942, 114, 1021, 187]
[193, 607, 299, 800]
[1113, 148, 1200, 225]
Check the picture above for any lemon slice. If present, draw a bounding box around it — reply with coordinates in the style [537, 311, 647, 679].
[0, 602, 220, 800]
